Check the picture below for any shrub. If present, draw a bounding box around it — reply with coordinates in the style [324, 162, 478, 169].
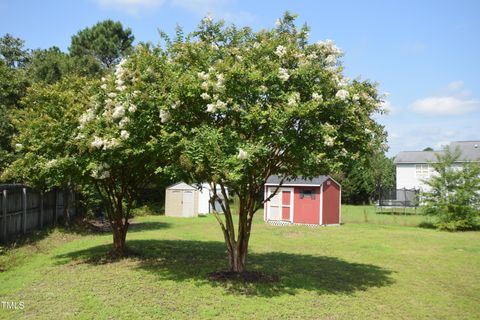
[421, 146, 480, 231]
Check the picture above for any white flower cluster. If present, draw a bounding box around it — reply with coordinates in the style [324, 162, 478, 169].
[159, 109, 170, 123]
[91, 162, 110, 180]
[237, 148, 248, 160]
[78, 57, 138, 151]
[316, 39, 343, 56]
[306, 52, 318, 61]
[91, 136, 120, 150]
[325, 55, 337, 66]
[336, 77, 350, 88]
[336, 89, 349, 101]
[45, 158, 58, 169]
[198, 68, 227, 113]
[115, 58, 127, 80]
[324, 136, 335, 147]
[203, 13, 213, 24]
[214, 74, 225, 90]
[278, 67, 290, 81]
[352, 94, 360, 103]
[112, 104, 125, 119]
[312, 92, 323, 101]
[275, 45, 287, 58]
[79, 108, 95, 127]
[287, 92, 300, 107]
[206, 99, 227, 113]
[120, 130, 130, 140]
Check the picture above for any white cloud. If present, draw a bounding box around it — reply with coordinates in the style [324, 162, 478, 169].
[447, 80, 464, 91]
[97, 0, 165, 14]
[411, 81, 480, 115]
[411, 96, 480, 115]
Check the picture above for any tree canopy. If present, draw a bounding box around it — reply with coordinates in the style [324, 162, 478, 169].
[339, 152, 395, 204]
[143, 12, 387, 271]
[70, 20, 134, 68]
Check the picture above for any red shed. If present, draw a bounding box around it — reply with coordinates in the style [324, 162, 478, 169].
[264, 175, 341, 226]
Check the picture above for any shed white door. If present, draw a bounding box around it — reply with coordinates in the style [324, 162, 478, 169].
[267, 187, 293, 221]
[268, 189, 282, 220]
[182, 191, 195, 217]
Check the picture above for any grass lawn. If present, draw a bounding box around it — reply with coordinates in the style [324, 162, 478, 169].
[1, 206, 479, 319]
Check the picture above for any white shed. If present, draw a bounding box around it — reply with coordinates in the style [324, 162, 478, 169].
[165, 182, 227, 217]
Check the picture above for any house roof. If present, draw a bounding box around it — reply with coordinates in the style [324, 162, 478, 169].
[394, 140, 480, 164]
[266, 175, 334, 186]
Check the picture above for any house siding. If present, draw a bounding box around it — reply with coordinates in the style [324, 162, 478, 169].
[396, 164, 418, 189]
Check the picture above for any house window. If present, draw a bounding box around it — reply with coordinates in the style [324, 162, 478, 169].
[300, 188, 315, 199]
[415, 164, 433, 179]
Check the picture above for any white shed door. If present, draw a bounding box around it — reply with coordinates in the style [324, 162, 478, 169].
[268, 187, 282, 220]
[182, 190, 195, 217]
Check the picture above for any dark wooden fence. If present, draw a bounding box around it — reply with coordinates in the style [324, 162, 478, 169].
[0, 184, 77, 243]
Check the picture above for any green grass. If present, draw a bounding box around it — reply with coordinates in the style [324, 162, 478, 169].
[0, 207, 479, 319]
[342, 204, 434, 227]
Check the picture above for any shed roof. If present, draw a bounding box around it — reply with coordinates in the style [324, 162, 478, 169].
[266, 175, 332, 186]
[394, 140, 480, 164]
[166, 182, 197, 190]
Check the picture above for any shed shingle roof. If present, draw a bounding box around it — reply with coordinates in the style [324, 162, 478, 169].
[266, 175, 330, 186]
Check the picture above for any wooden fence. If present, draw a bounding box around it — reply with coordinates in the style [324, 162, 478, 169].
[0, 184, 77, 243]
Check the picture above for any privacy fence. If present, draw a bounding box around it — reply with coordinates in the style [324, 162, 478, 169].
[0, 184, 77, 243]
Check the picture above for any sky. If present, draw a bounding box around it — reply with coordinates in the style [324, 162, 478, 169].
[1, 0, 479, 156]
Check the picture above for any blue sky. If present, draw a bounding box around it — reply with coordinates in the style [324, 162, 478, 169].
[1, 0, 479, 156]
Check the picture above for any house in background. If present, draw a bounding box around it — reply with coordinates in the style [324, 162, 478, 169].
[394, 140, 480, 190]
[264, 175, 341, 226]
[165, 182, 227, 217]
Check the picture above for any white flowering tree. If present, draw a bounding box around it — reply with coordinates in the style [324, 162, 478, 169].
[73, 50, 172, 255]
[152, 13, 387, 272]
[5, 48, 172, 255]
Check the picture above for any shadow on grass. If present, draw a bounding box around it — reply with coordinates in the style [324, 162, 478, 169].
[128, 221, 171, 233]
[418, 221, 437, 229]
[54, 239, 395, 297]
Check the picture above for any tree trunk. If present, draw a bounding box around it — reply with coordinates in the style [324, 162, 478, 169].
[228, 243, 248, 272]
[112, 219, 127, 256]
[226, 212, 251, 273]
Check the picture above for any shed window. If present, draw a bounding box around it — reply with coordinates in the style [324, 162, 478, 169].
[300, 188, 315, 199]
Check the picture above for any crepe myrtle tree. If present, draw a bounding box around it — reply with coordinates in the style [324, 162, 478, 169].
[2, 77, 96, 225]
[153, 12, 387, 272]
[74, 50, 173, 255]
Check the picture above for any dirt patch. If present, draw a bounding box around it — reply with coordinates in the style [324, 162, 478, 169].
[208, 270, 279, 284]
[76, 217, 111, 233]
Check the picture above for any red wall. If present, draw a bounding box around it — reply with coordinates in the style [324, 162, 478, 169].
[322, 180, 340, 224]
[292, 186, 320, 224]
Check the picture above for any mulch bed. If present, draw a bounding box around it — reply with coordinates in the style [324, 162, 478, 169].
[208, 270, 279, 284]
